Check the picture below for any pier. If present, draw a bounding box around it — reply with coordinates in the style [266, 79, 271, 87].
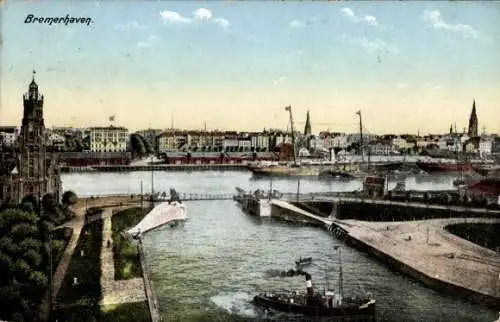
[268, 199, 500, 310]
[61, 163, 249, 173]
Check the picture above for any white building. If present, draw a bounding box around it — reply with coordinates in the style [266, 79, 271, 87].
[392, 137, 411, 150]
[0, 126, 19, 147]
[479, 137, 493, 155]
[157, 130, 188, 153]
[331, 134, 349, 149]
[47, 132, 65, 150]
[238, 138, 252, 149]
[309, 136, 325, 151]
[223, 135, 239, 149]
[250, 133, 270, 151]
[89, 126, 129, 152]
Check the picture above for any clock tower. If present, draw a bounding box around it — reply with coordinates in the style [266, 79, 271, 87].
[17, 71, 61, 201]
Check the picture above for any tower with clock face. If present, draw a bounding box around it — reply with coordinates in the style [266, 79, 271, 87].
[17, 70, 61, 202]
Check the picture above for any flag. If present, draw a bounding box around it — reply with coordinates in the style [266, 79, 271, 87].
[356, 110, 361, 115]
[109, 115, 115, 122]
[285, 106, 291, 111]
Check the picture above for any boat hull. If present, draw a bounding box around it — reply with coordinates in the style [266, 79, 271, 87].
[472, 165, 500, 178]
[416, 161, 473, 173]
[253, 295, 376, 318]
[250, 166, 323, 177]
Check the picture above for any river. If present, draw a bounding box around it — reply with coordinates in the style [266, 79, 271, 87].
[62, 171, 497, 322]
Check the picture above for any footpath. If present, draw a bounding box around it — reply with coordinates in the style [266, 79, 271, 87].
[100, 207, 146, 306]
[38, 196, 144, 321]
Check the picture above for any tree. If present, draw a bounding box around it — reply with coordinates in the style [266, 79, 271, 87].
[135, 134, 154, 154]
[21, 195, 38, 212]
[62, 190, 77, 207]
[0, 208, 47, 321]
[129, 134, 147, 158]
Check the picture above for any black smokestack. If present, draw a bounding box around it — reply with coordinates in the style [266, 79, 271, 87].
[305, 272, 313, 295]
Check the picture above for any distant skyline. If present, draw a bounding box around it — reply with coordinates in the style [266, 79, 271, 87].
[1, 1, 499, 134]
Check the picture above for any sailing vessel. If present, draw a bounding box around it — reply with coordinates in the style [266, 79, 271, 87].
[254, 247, 376, 319]
[249, 106, 330, 177]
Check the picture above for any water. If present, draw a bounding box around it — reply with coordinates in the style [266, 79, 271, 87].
[62, 171, 497, 322]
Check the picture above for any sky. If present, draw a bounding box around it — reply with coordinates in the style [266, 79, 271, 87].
[1, 0, 499, 135]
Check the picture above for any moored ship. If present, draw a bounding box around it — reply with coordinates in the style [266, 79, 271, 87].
[472, 164, 500, 178]
[416, 160, 474, 173]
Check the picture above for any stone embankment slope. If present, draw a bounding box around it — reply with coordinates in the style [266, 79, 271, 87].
[334, 218, 500, 308]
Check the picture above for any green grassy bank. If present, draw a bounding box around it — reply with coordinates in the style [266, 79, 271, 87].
[111, 207, 150, 280]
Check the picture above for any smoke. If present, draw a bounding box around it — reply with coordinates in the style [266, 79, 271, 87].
[265, 268, 312, 280]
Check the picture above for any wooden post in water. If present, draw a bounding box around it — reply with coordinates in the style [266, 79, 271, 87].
[141, 180, 144, 209]
[296, 177, 301, 202]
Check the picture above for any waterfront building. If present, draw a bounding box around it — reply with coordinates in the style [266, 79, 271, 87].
[478, 136, 493, 155]
[250, 132, 270, 151]
[46, 132, 66, 151]
[331, 133, 349, 149]
[89, 126, 129, 152]
[309, 135, 325, 152]
[157, 129, 188, 153]
[0, 126, 19, 147]
[368, 139, 396, 156]
[0, 72, 62, 203]
[391, 136, 412, 151]
[222, 134, 239, 150]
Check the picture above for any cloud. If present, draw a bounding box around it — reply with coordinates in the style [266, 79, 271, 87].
[159, 11, 191, 24]
[115, 21, 147, 31]
[422, 10, 478, 39]
[137, 35, 157, 48]
[340, 7, 379, 27]
[346, 37, 398, 56]
[193, 8, 212, 20]
[396, 83, 408, 88]
[289, 20, 306, 28]
[213, 18, 230, 28]
[289, 17, 327, 28]
[159, 8, 230, 28]
[273, 76, 287, 85]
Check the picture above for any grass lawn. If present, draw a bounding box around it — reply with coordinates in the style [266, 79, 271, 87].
[53, 301, 150, 322]
[101, 301, 151, 321]
[54, 219, 103, 310]
[111, 207, 150, 280]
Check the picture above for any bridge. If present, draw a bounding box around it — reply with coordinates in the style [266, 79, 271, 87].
[89, 190, 500, 214]
[90, 192, 235, 202]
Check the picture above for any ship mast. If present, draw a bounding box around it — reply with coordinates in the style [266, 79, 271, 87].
[335, 246, 344, 305]
[356, 111, 364, 163]
[285, 105, 297, 165]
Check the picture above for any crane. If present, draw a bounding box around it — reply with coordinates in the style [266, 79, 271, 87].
[285, 105, 297, 164]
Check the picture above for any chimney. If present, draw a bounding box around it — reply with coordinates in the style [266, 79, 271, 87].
[305, 273, 313, 295]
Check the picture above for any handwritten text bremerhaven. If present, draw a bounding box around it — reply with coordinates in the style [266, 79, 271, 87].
[25, 14, 93, 26]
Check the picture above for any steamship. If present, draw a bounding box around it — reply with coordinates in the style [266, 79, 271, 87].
[254, 248, 376, 319]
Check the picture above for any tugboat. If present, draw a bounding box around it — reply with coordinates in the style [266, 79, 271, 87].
[254, 247, 376, 319]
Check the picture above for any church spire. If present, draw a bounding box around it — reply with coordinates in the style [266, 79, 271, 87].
[467, 99, 478, 137]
